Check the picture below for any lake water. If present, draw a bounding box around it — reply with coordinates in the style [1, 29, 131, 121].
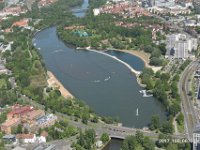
[33, 27, 166, 128]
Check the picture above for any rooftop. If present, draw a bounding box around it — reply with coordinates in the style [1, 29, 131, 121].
[8, 105, 34, 117]
[1, 117, 20, 127]
[37, 114, 57, 125]
[3, 134, 15, 139]
[24, 109, 45, 120]
[12, 19, 29, 27]
[16, 134, 35, 139]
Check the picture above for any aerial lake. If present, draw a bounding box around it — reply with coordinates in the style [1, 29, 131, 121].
[33, 27, 166, 128]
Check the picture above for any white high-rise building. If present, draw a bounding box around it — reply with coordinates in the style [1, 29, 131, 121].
[166, 33, 198, 59]
[193, 124, 200, 150]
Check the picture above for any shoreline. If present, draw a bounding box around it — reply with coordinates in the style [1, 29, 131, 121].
[80, 47, 141, 76]
[77, 47, 160, 87]
[47, 71, 74, 99]
[110, 49, 162, 73]
[77, 47, 162, 73]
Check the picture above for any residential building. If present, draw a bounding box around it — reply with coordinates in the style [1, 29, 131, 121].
[1, 104, 47, 133]
[154, 0, 175, 7]
[1, 118, 20, 133]
[93, 1, 150, 18]
[193, 124, 200, 150]
[165, 34, 198, 59]
[5, 0, 19, 6]
[16, 134, 36, 144]
[38, 0, 58, 8]
[22, 109, 45, 128]
[2, 134, 16, 142]
[37, 131, 48, 143]
[22, 109, 45, 121]
[7, 104, 34, 119]
[1, 6, 26, 17]
[194, 0, 200, 13]
[36, 114, 57, 128]
[149, 0, 155, 7]
[93, 8, 100, 16]
[177, 0, 193, 8]
[12, 19, 29, 28]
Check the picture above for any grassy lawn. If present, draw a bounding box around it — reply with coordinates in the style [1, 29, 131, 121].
[0, 79, 7, 89]
[177, 122, 184, 133]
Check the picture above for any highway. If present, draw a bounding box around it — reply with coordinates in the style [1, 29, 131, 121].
[178, 60, 199, 141]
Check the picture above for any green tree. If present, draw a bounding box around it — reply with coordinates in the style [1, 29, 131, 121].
[150, 115, 160, 130]
[150, 57, 163, 66]
[100, 133, 110, 143]
[168, 102, 181, 116]
[161, 121, 173, 134]
[176, 113, 184, 125]
[17, 124, 23, 133]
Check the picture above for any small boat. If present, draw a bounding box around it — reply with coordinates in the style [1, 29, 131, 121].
[136, 108, 139, 116]
[104, 76, 111, 81]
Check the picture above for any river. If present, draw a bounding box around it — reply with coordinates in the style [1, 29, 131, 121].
[71, 0, 88, 17]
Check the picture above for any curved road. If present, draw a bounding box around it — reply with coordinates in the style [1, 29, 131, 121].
[178, 60, 199, 141]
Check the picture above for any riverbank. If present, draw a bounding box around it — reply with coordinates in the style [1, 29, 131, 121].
[47, 71, 74, 99]
[111, 49, 162, 73]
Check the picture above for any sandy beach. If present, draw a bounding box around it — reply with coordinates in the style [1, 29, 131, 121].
[47, 71, 74, 99]
[112, 49, 162, 73]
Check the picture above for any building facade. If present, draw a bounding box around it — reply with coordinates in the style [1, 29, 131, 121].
[166, 34, 198, 59]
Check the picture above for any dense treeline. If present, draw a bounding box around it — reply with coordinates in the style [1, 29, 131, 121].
[121, 131, 155, 150]
[141, 60, 191, 133]
[41, 120, 78, 140]
[122, 131, 191, 150]
[4, 28, 47, 101]
[58, 15, 155, 49]
[57, 7, 167, 66]
[0, 74, 17, 106]
[72, 129, 96, 150]
[156, 134, 190, 150]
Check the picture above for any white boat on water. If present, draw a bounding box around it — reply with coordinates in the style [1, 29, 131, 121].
[136, 108, 139, 116]
[104, 76, 111, 81]
[139, 90, 153, 97]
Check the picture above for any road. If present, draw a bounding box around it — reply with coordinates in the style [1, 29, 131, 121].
[178, 60, 199, 141]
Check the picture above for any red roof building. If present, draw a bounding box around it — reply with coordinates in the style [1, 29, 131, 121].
[12, 19, 29, 27]
[7, 105, 34, 120]
[1, 118, 20, 134]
